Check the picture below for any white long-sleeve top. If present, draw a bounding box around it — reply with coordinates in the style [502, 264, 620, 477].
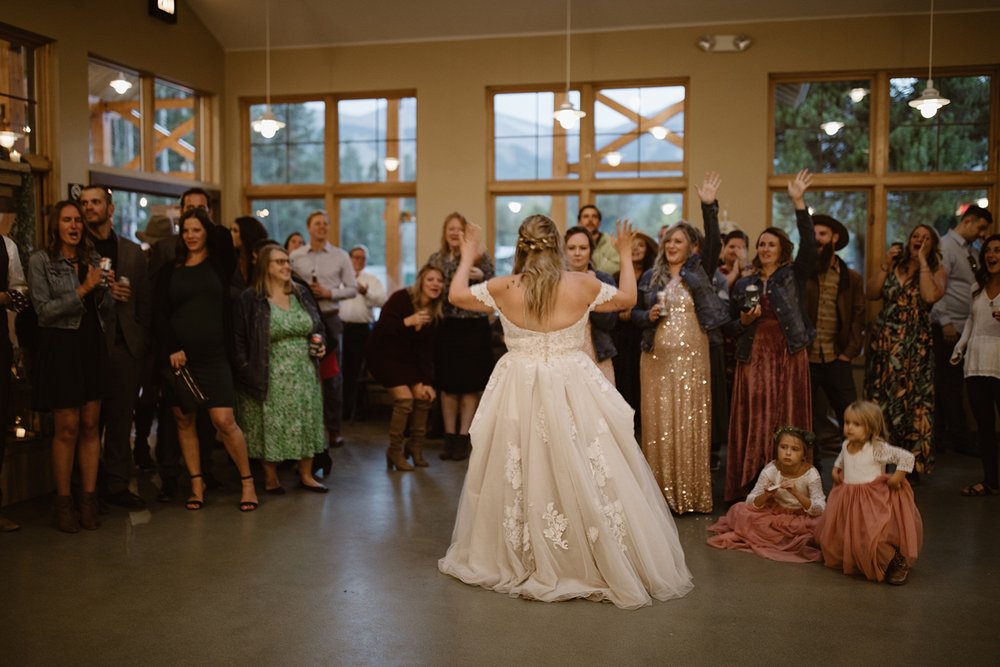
[339, 270, 387, 324]
[745, 462, 826, 516]
[954, 285, 1000, 379]
[833, 439, 915, 484]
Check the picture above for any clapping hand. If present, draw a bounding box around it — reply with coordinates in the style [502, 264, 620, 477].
[696, 171, 722, 205]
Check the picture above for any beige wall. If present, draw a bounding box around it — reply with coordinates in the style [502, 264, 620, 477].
[224, 11, 1000, 261]
[3, 0, 224, 197]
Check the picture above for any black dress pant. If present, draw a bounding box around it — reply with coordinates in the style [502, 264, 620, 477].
[966, 375, 1000, 489]
[933, 323, 969, 451]
[100, 343, 143, 494]
[809, 358, 857, 438]
[342, 322, 371, 420]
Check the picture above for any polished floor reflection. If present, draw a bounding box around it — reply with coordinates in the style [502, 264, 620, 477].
[1, 417, 997, 665]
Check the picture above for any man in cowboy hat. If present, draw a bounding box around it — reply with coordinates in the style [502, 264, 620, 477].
[805, 214, 866, 450]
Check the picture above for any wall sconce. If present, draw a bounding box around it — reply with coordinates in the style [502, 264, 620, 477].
[697, 34, 752, 53]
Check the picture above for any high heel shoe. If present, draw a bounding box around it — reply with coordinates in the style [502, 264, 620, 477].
[239, 475, 259, 512]
[405, 442, 428, 467]
[185, 473, 205, 511]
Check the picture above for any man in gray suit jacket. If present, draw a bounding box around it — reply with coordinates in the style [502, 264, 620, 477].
[81, 185, 151, 510]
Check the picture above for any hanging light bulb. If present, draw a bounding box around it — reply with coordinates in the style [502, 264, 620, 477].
[605, 151, 622, 167]
[0, 105, 23, 149]
[649, 126, 669, 141]
[820, 121, 844, 136]
[383, 156, 400, 172]
[252, 0, 286, 138]
[977, 197, 989, 208]
[109, 73, 133, 95]
[848, 87, 869, 103]
[507, 201, 523, 213]
[908, 0, 950, 119]
[660, 203, 677, 216]
[552, 0, 586, 130]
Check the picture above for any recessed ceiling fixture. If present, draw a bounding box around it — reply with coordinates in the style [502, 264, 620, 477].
[553, 0, 585, 131]
[909, 0, 950, 119]
[109, 72, 133, 95]
[697, 34, 752, 53]
[251, 0, 286, 139]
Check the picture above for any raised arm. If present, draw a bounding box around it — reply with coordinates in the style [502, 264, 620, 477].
[594, 220, 637, 312]
[697, 171, 722, 275]
[448, 224, 495, 314]
[868, 244, 902, 299]
[917, 240, 946, 305]
[788, 169, 816, 279]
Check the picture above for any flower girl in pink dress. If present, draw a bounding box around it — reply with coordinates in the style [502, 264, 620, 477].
[708, 426, 825, 563]
[818, 400, 923, 584]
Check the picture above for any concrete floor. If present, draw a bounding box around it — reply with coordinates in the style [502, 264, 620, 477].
[1, 417, 997, 666]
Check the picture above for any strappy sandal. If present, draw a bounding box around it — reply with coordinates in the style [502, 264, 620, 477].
[960, 482, 996, 497]
[239, 475, 259, 512]
[185, 474, 205, 511]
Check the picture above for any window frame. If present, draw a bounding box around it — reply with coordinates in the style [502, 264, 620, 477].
[487, 78, 689, 258]
[767, 66, 999, 287]
[240, 90, 417, 291]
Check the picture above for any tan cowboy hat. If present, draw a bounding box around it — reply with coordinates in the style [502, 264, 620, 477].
[137, 214, 176, 244]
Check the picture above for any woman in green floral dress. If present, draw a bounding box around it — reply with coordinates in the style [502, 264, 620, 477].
[234, 244, 328, 493]
[865, 224, 946, 476]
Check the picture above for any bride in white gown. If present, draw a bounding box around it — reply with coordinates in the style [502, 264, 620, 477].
[438, 215, 693, 610]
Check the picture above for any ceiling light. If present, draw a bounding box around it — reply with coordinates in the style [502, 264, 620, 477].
[139, 197, 148, 207]
[252, 0, 286, 138]
[552, 0, 586, 131]
[977, 198, 989, 208]
[256, 209, 270, 218]
[848, 87, 869, 103]
[649, 126, 669, 141]
[384, 156, 400, 172]
[908, 0, 950, 119]
[660, 203, 677, 216]
[808, 206, 815, 215]
[109, 73, 133, 95]
[820, 121, 844, 136]
[697, 34, 751, 53]
[605, 151, 622, 167]
[507, 201, 522, 213]
[0, 104, 23, 149]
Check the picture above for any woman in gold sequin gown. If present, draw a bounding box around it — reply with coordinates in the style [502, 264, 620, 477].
[631, 173, 729, 514]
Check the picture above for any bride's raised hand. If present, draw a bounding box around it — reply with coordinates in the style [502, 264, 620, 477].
[613, 218, 636, 255]
[460, 223, 482, 262]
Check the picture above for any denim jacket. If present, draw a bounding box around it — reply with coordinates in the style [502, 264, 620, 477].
[233, 284, 325, 402]
[725, 209, 817, 362]
[631, 201, 729, 350]
[27, 250, 112, 330]
[590, 270, 618, 361]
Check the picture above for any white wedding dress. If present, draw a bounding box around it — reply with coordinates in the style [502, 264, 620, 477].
[438, 282, 693, 610]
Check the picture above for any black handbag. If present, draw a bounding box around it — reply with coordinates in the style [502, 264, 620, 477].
[161, 365, 208, 413]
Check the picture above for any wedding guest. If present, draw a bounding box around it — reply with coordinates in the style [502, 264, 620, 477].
[428, 213, 495, 461]
[234, 245, 328, 494]
[1, 225, 27, 531]
[565, 225, 617, 384]
[29, 201, 113, 532]
[612, 231, 657, 425]
[340, 244, 386, 420]
[865, 224, 945, 480]
[578, 204, 620, 275]
[230, 215, 268, 297]
[284, 231, 305, 253]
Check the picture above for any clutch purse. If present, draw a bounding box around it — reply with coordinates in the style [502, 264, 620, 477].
[161, 365, 209, 413]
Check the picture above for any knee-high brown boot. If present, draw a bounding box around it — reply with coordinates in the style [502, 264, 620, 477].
[405, 399, 432, 467]
[387, 398, 415, 471]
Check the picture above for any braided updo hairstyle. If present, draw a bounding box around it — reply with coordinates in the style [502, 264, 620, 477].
[512, 214, 565, 322]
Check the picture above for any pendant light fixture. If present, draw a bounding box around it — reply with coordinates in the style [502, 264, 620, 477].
[251, 0, 286, 139]
[553, 0, 585, 130]
[109, 72, 133, 95]
[908, 0, 950, 119]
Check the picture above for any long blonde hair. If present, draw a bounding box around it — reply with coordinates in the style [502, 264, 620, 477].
[844, 400, 889, 443]
[408, 264, 445, 322]
[650, 220, 703, 288]
[512, 214, 564, 322]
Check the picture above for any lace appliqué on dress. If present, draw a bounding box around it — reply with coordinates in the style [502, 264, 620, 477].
[588, 282, 618, 312]
[586, 435, 629, 553]
[470, 282, 497, 311]
[503, 443, 531, 556]
[542, 502, 570, 550]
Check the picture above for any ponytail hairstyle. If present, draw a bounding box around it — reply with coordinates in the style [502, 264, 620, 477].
[512, 214, 565, 322]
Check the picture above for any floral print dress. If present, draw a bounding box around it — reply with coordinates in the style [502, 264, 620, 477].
[865, 271, 935, 473]
[238, 298, 325, 462]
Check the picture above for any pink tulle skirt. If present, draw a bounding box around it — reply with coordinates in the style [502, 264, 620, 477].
[707, 503, 822, 563]
[817, 476, 923, 582]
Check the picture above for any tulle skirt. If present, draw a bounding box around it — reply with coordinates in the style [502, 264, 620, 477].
[707, 503, 822, 563]
[817, 476, 923, 581]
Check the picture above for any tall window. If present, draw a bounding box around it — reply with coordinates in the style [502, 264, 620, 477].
[489, 81, 687, 269]
[769, 69, 997, 281]
[243, 93, 416, 291]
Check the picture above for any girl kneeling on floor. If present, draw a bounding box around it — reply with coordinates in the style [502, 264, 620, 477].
[818, 400, 923, 585]
[707, 426, 825, 563]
